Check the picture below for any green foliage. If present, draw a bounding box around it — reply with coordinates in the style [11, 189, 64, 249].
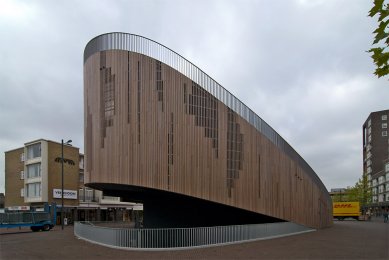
[346, 175, 372, 206]
[368, 0, 389, 78]
[331, 193, 348, 202]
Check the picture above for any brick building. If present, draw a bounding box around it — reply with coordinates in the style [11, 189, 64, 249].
[4, 139, 141, 224]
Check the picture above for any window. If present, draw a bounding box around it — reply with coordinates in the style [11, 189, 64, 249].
[20, 153, 25, 162]
[26, 163, 41, 178]
[85, 189, 93, 201]
[386, 164, 389, 172]
[383, 131, 388, 137]
[26, 143, 41, 159]
[79, 157, 84, 169]
[368, 119, 371, 126]
[382, 115, 387, 120]
[20, 188, 24, 197]
[26, 183, 41, 198]
[79, 188, 84, 201]
[20, 171, 24, 180]
[383, 123, 388, 129]
[79, 188, 94, 201]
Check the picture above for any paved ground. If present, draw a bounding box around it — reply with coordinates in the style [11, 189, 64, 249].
[1, 218, 388, 260]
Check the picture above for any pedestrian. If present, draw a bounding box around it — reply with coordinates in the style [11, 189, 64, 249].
[366, 209, 371, 221]
[384, 208, 388, 223]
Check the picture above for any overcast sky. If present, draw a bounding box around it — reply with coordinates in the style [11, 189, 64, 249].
[0, 0, 388, 194]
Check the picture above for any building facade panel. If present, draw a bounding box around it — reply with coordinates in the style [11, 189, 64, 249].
[46, 141, 80, 207]
[84, 33, 332, 229]
[5, 148, 26, 207]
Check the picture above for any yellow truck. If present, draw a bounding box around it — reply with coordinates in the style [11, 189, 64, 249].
[332, 202, 360, 220]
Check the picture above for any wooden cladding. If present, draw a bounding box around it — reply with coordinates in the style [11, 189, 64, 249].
[168, 113, 174, 190]
[84, 50, 332, 229]
[137, 61, 141, 144]
[99, 52, 115, 148]
[156, 60, 164, 108]
[227, 108, 244, 197]
[188, 82, 219, 158]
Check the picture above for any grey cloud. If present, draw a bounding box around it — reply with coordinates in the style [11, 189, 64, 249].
[0, 0, 387, 193]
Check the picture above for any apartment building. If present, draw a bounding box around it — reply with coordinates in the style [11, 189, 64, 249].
[371, 160, 389, 206]
[4, 139, 141, 224]
[363, 110, 389, 210]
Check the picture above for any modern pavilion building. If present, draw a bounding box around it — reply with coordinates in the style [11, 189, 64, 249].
[84, 33, 332, 229]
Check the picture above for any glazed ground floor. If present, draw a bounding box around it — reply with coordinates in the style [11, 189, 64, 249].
[367, 204, 389, 217]
[57, 206, 143, 226]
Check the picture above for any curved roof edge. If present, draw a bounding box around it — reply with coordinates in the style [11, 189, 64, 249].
[84, 32, 329, 196]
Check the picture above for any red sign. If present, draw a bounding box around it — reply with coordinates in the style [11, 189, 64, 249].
[334, 204, 352, 208]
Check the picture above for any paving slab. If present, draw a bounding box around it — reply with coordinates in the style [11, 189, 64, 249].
[1, 218, 388, 259]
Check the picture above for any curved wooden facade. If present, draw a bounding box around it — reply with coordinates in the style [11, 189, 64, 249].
[84, 33, 332, 229]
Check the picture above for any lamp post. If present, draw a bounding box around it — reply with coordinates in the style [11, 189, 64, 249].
[61, 139, 72, 230]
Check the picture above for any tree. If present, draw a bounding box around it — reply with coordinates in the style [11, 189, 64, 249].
[331, 189, 349, 202]
[346, 175, 372, 207]
[368, 0, 389, 78]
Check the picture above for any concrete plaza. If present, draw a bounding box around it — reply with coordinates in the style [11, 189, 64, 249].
[1, 218, 388, 259]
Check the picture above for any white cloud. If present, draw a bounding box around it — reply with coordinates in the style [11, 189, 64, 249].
[0, 0, 37, 24]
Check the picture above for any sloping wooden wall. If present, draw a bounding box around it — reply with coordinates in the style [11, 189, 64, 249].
[84, 50, 332, 229]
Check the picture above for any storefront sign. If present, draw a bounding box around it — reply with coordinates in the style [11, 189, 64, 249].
[53, 189, 77, 199]
[133, 205, 143, 211]
[8, 206, 30, 211]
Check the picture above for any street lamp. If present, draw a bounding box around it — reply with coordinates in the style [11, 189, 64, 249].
[61, 139, 72, 230]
